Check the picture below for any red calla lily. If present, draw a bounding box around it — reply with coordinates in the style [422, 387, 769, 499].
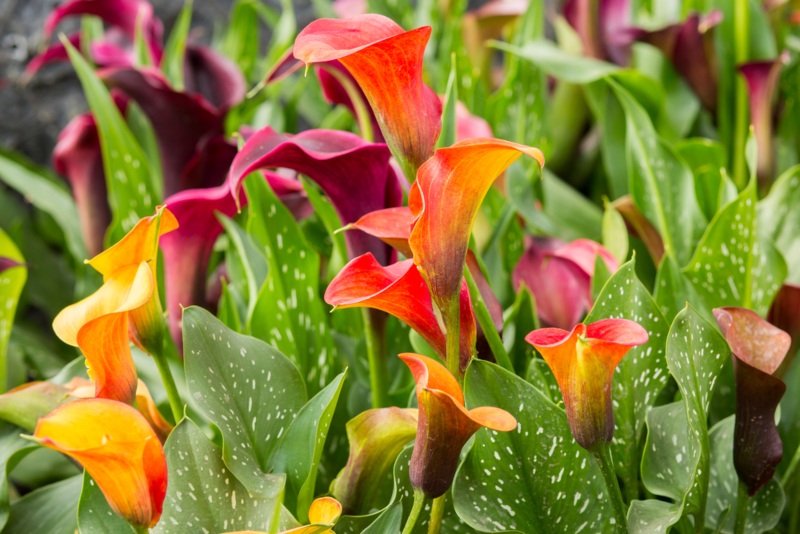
[294, 14, 442, 180]
[526, 319, 648, 449]
[325, 255, 476, 369]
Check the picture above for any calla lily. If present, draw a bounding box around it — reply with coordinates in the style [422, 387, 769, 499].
[332, 0, 367, 18]
[0, 257, 23, 274]
[135, 380, 173, 443]
[226, 497, 342, 534]
[343, 207, 416, 258]
[42, 0, 163, 65]
[768, 283, 800, 375]
[53, 207, 177, 402]
[621, 11, 722, 111]
[228, 126, 403, 265]
[408, 139, 543, 369]
[564, 0, 631, 64]
[400, 353, 516, 498]
[525, 319, 648, 449]
[294, 14, 442, 180]
[32, 398, 167, 529]
[713, 307, 790, 495]
[325, 255, 477, 369]
[512, 237, 619, 331]
[331, 407, 418, 514]
[53, 112, 112, 256]
[739, 55, 787, 187]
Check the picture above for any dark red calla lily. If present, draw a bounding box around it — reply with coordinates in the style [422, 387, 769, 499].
[183, 44, 248, 113]
[294, 14, 442, 180]
[565, 0, 631, 64]
[621, 11, 722, 111]
[739, 55, 787, 187]
[324, 254, 477, 369]
[400, 353, 516, 498]
[768, 283, 800, 375]
[53, 112, 112, 256]
[228, 126, 403, 265]
[526, 319, 648, 449]
[714, 307, 790, 496]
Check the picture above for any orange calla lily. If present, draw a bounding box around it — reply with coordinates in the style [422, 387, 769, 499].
[226, 496, 342, 534]
[294, 14, 442, 180]
[525, 319, 648, 450]
[136, 380, 173, 443]
[33, 398, 167, 529]
[52, 207, 177, 404]
[399, 353, 516, 498]
[325, 255, 477, 369]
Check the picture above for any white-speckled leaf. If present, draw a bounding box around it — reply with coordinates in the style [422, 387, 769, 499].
[684, 181, 786, 316]
[244, 175, 337, 393]
[453, 361, 615, 533]
[758, 165, 800, 284]
[183, 306, 305, 496]
[610, 80, 706, 267]
[653, 254, 709, 324]
[627, 498, 683, 534]
[77, 472, 134, 534]
[270, 372, 347, 522]
[585, 259, 669, 498]
[153, 419, 283, 534]
[705, 416, 785, 533]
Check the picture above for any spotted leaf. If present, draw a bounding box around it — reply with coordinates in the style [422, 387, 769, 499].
[152, 419, 283, 533]
[585, 259, 669, 500]
[183, 306, 305, 497]
[758, 165, 800, 284]
[453, 361, 615, 533]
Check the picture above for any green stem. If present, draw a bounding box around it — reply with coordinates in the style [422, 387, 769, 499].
[734, 480, 749, 534]
[132, 524, 150, 534]
[428, 494, 446, 534]
[590, 443, 628, 533]
[443, 296, 462, 380]
[323, 66, 374, 143]
[150, 336, 183, 423]
[463, 266, 513, 372]
[362, 308, 390, 408]
[732, 0, 750, 189]
[402, 490, 428, 534]
[783, 440, 800, 491]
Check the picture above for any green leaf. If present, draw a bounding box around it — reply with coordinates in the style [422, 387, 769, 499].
[218, 213, 268, 322]
[0, 229, 26, 392]
[684, 181, 786, 316]
[0, 423, 38, 530]
[64, 38, 160, 241]
[628, 498, 683, 534]
[161, 0, 193, 90]
[271, 372, 347, 522]
[182, 306, 304, 496]
[675, 139, 737, 221]
[758, 164, 800, 284]
[0, 149, 86, 260]
[77, 472, 134, 534]
[492, 40, 620, 84]
[453, 361, 614, 533]
[5, 475, 81, 534]
[503, 285, 539, 376]
[362, 503, 402, 534]
[436, 57, 458, 149]
[602, 202, 629, 265]
[220, 0, 261, 81]
[541, 170, 603, 242]
[153, 419, 283, 533]
[705, 416, 784, 533]
[654, 254, 708, 323]
[586, 259, 670, 500]
[610, 80, 706, 267]
[244, 175, 336, 393]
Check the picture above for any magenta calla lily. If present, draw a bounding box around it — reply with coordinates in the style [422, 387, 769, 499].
[739, 55, 787, 186]
[228, 126, 403, 265]
[182, 45, 248, 113]
[513, 237, 619, 330]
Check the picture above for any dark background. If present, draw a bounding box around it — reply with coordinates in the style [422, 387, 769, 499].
[0, 0, 316, 168]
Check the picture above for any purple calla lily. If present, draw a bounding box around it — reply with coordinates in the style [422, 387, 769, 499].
[564, 0, 631, 64]
[228, 126, 403, 265]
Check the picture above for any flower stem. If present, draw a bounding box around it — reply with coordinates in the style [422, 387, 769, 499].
[463, 266, 513, 372]
[444, 297, 462, 381]
[590, 443, 628, 533]
[323, 66, 374, 143]
[402, 490, 428, 534]
[428, 494, 446, 534]
[783, 440, 800, 491]
[734, 480, 749, 534]
[732, 0, 750, 190]
[150, 336, 183, 423]
[362, 308, 389, 408]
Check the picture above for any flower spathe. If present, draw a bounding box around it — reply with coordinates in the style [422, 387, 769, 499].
[226, 496, 342, 534]
[294, 14, 442, 180]
[525, 319, 648, 449]
[408, 138, 544, 316]
[53, 207, 178, 403]
[713, 307, 790, 495]
[400, 353, 516, 498]
[32, 398, 168, 529]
